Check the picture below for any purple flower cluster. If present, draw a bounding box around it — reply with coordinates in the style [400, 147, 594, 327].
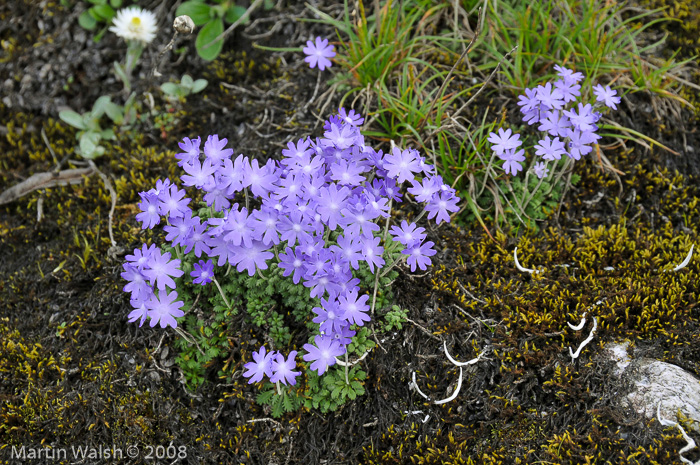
[488, 65, 620, 177]
[121, 242, 185, 329]
[122, 109, 460, 378]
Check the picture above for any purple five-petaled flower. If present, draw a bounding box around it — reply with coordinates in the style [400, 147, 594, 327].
[303, 37, 335, 71]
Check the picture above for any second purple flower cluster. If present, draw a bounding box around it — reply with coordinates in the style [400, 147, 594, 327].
[488, 65, 621, 177]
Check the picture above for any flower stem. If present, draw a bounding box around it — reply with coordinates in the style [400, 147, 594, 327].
[211, 277, 231, 309]
[371, 199, 393, 316]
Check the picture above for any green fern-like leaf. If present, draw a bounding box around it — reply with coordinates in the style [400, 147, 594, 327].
[271, 396, 285, 417]
[257, 389, 275, 405]
[283, 393, 294, 412]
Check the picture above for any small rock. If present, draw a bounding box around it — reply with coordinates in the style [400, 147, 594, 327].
[622, 358, 700, 430]
[606, 342, 700, 431]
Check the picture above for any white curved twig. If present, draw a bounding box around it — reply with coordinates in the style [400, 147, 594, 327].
[657, 403, 697, 463]
[335, 349, 370, 367]
[434, 367, 463, 405]
[514, 247, 540, 274]
[569, 317, 597, 361]
[411, 371, 430, 400]
[567, 312, 587, 331]
[443, 341, 484, 367]
[671, 244, 695, 272]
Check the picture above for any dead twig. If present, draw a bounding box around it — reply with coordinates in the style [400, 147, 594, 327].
[416, 6, 484, 133]
[452, 45, 519, 120]
[0, 167, 95, 205]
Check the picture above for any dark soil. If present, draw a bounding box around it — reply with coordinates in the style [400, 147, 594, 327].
[1, 1, 699, 464]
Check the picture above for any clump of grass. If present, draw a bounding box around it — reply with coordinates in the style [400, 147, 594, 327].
[316, 0, 692, 231]
[475, 0, 692, 101]
[308, 0, 476, 148]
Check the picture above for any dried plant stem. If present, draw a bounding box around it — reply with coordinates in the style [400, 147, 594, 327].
[416, 6, 483, 133]
[452, 45, 518, 121]
[87, 160, 117, 248]
[212, 277, 231, 309]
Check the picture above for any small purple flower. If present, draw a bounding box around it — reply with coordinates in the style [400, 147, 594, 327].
[191, 259, 214, 285]
[403, 240, 437, 272]
[566, 129, 596, 160]
[533, 162, 549, 179]
[182, 217, 212, 257]
[312, 297, 347, 335]
[330, 234, 363, 270]
[242, 158, 278, 198]
[142, 249, 183, 291]
[219, 154, 247, 196]
[360, 236, 385, 273]
[554, 65, 584, 83]
[223, 206, 258, 248]
[181, 158, 216, 189]
[136, 191, 160, 229]
[127, 298, 149, 327]
[384, 146, 422, 184]
[537, 111, 570, 138]
[499, 148, 526, 176]
[593, 84, 621, 110]
[317, 183, 350, 230]
[554, 78, 581, 103]
[534, 136, 566, 161]
[121, 264, 153, 301]
[243, 346, 275, 384]
[278, 246, 306, 284]
[281, 138, 313, 166]
[304, 272, 338, 300]
[175, 136, 200, 166]
[303, 36, 336, 71]
[125, 243, 157, 270]
[389, 220, 426, 247]
[230, 240, 274, 276]
[330, 159, 366, 186]
[250, 206, 280, 246]
[158, 184, 191, 220]
[203, 134, 233, 165]
[163, 212, 193, 249]
[303, 335, 345, 376]
[270, 351, 301, 385]
[278, 209, 312, 247]
[363, 193, 390, 219]
[339, 203, 380, 238]
[517, 87, 540, 114]
[145, 290, 185, 329]
[564, 103, 597, 133]
[337, 290, 370, 326]
[338, 108, 364, 127]
[535, 82, 564, 110]
[324, 123, 359, 150]
[488, 128, 522, 156]
[425, 191, 460, 224]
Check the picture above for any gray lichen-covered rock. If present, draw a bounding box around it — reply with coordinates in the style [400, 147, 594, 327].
[606, 342, 700, 431]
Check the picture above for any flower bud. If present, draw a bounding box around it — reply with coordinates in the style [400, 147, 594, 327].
[173, 15, 195, 35]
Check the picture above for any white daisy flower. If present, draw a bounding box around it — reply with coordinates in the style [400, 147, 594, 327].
[109, 7, 158, 44]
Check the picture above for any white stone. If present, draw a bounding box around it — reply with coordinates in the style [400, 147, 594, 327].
[620, 356, 700, 431]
